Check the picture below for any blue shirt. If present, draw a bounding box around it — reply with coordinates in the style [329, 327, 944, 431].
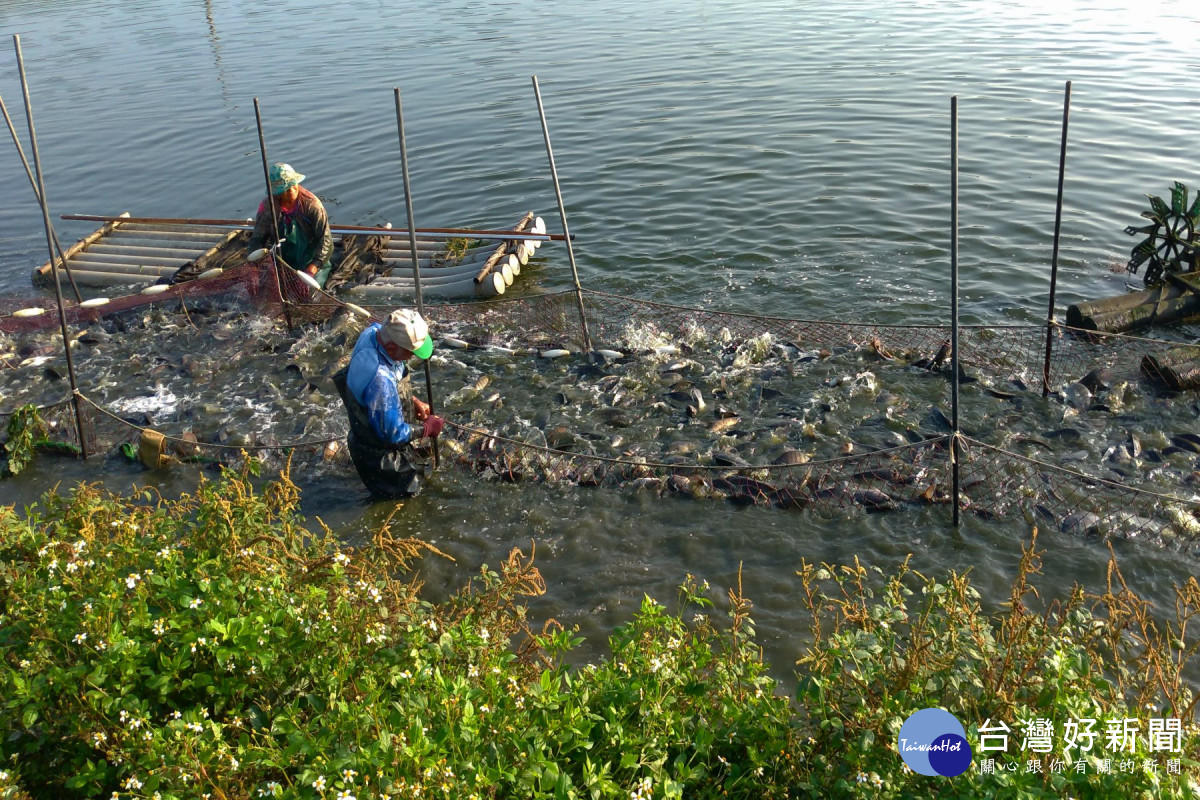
[346, 323, 416, 445]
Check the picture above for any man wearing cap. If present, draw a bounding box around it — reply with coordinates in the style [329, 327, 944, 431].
[247, 162, 334, 287]
[332, 308, 444, 497]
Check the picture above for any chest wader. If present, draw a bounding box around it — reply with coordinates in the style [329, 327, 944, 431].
[332, 366, 426, 498]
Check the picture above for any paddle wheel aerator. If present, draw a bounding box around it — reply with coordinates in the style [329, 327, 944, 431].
[1125, 181, 1200, 287]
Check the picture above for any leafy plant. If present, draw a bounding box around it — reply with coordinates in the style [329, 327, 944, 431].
[0, 468, 1197, 798]
[3, 404, 48, 477]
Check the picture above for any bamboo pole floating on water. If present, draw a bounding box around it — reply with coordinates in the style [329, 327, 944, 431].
[1042, 81, 1072, 397]
[473, 213, 534, 284]
[62, 214, 570, 242]
[394, 87, 439, 469]
[0, 91, 83, 303]
[532, 75, 595, 360]
[13, 34, 88, 458]
[252, 98, 294, 332]
[950, 95, 960, 528]
[347, 271, 506, 299]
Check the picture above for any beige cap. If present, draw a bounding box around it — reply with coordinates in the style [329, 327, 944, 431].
[379, 308, 433, 359]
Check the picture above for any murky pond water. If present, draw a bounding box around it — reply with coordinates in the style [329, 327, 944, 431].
[2, 0, 1200, 673]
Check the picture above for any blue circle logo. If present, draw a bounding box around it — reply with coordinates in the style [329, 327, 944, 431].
[897, 708, 972, 776]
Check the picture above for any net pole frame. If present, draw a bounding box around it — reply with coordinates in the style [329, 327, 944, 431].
[13, 34, 88, 458]
[531, 75, 595, 359]
[393, 87, 440, 469]
[0, 91, 82, 303]
[1042, 80, 1072, 397]
[950, 95, 960, 527]
[252, 98, 294, 332]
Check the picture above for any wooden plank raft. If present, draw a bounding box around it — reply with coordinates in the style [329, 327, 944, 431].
[34, 213, 243, 289]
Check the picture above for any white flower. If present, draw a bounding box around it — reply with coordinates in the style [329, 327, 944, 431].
[67, 561, 80, 573]
[19, 659, 30, 669]
[128, 718, 142, 731]
[480, 628, 490, 642]
[73, 632, 88, 644]
[367, 587, 382, 603]
[341, 768, 358, 783]
[469, 665, 480, 678]
[188, 598, 202, 609]
[334, 552, 350, 565]
[73, 540, 87, 552]
[47, 559, 58, 572]
[312, 776, 327, 791]
[124, 776, 143, 790]
[152, 619, 165, 636]
[125, 573, 141, 589]
[335, 792, 356, 800]
[93, 731, 108, 744]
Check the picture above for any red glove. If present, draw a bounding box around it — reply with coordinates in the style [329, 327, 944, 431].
[421, 415, 445, 439]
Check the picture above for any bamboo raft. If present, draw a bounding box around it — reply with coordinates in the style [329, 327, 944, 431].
[1066, 273, 1200, 391]
[33, 212, 546, 301]
[1066, 273, 1200, 335]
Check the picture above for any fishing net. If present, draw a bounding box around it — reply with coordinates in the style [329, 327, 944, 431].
[3, 260, 1200, 554]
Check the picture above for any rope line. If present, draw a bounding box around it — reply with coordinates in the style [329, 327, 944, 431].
[443, 418, 949, 472]
[964, 436, 1199, 506]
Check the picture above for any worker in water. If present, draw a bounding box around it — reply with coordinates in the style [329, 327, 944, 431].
[247, 162, 334, 287]
[332, 308, 444, 497]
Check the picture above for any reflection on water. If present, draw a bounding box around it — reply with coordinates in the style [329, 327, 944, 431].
[2, 0, 1200, 674]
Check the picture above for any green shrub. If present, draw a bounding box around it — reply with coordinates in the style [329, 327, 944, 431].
[0, 467, 1197, 799]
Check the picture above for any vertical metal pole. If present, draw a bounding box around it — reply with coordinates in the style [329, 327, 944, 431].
[0, 92, 82, 303]
[394, 87, 439, 469]
[951, 95, 960, 527]
[1042, 81, 1072, 397]
[531, 76, 595, 358]
[13, 35, 88, 458]
[252, 98, 294, 332]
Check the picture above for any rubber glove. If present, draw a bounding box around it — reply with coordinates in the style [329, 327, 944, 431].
[421, 415, 445, 439]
